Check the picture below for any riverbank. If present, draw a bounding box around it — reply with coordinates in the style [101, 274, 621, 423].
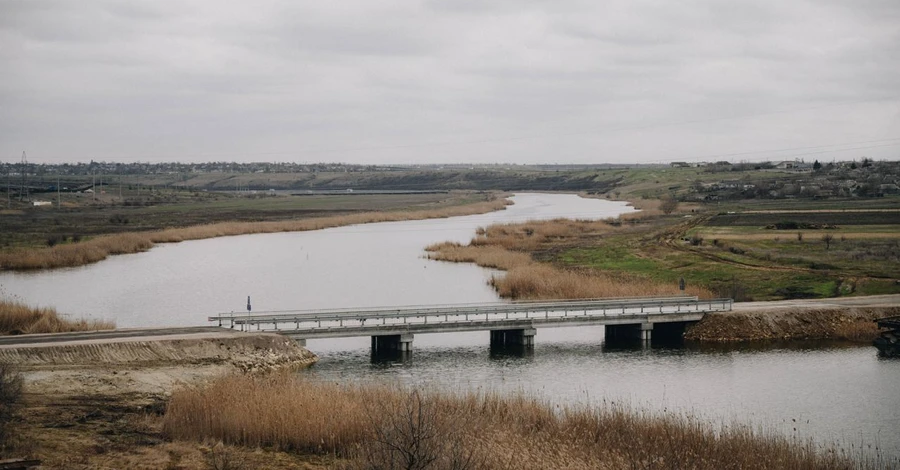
[686, 306, 898, 342]
[4, 336, 891, 469]
[0, 192, 510, 271]
[685, 295, 900, 342]
[1, 332, 319, 469]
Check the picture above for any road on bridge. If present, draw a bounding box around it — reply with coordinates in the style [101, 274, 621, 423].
[3, 295, 898, 348]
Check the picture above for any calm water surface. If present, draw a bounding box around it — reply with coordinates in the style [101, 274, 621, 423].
[1, 193, 897, 459]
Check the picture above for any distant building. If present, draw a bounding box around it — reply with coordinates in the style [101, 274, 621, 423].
[32, 201, 52, 207]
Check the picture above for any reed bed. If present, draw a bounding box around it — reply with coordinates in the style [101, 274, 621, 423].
[0, 197, 510, 271]
[162, 374, 880, 469]
[427, 218, 713, 300]
[0, 299, 114, 335]
[493, 265, 710, 300]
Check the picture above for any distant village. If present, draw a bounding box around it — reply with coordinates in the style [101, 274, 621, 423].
[672, 158, 900, 201]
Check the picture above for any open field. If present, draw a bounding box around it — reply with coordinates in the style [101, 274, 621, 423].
[558, 217, 900, 301]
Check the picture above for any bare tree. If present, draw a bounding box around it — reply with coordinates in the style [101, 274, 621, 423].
[821, 233, 834, 250]
[659, 197, 679, 215]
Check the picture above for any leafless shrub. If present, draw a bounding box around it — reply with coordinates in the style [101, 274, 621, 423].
[659, 197, 679, 215]
[822, 233, 834, 250]
[352, 390, 481, 470]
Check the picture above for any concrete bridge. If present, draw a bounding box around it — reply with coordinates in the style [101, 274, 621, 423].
[209, 296, 732, 354]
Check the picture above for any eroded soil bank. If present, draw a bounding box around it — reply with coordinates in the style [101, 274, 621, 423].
[686, 305, 900, 342]
[3, 333, 323, 469]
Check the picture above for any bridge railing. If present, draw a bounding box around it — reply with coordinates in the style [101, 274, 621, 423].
[208, 297, 733, 333]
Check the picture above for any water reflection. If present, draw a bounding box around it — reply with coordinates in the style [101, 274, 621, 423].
[304, 333, 900, 459]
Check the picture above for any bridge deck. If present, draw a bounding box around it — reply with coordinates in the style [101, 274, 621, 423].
[208, 297, 732, 339]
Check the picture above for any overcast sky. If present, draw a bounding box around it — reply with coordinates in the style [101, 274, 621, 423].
[1, 0, 898, 165]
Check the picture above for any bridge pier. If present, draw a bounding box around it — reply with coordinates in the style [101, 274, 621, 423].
[605, 322, 653, 343]
[490, 328, 536, 347]
[371, 334, 414, 353]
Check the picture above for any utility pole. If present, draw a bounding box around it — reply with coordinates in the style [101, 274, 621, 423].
[57, 173, 61, 208]
[19, 151, 28, 202]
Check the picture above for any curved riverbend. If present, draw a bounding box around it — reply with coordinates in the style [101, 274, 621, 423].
[1, 192, 897, 460]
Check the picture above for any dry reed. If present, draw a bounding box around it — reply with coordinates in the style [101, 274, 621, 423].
[0, 299, 114, 335]
[427, 218, 713, 300]
[0, 197, 511, 271]
[162, 374, 879, 469]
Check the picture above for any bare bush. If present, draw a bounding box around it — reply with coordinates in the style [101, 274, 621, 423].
[821, 233, 834, 250]
[659, 197, 679, 215]
[354, 390, 480, 470]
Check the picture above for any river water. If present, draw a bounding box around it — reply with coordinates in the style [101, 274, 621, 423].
[1, 193, 898, 459]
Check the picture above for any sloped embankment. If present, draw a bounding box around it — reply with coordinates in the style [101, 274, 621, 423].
[685, 307, 900, 342]
[0, 333, 316, 372]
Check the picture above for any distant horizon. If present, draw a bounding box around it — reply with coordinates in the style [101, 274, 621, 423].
[3, 156, 895, 169]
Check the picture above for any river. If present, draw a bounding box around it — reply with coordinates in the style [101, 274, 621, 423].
[1, 193, 898, 460]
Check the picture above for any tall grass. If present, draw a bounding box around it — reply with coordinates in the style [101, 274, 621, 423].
[0, 197, 510, 271]
[0, 299, 114, 335]
[162, 374, 883, 469]
[427, 218, 713, 300]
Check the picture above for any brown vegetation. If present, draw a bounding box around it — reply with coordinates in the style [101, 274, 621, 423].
[162, 374, 876, 470]
[0, 299, 114, 335]
[427, 218, 712, 300]
[0, 197, 511, 271]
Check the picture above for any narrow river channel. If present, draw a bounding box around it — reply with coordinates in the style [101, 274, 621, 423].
[1, 193, 898, 460]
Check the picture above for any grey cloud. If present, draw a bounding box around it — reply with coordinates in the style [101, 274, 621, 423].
[0, 0, 897, 164]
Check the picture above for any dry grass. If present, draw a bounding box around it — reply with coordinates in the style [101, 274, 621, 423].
[0, 299, 114, 335]
[427, 218, 713, 300]
[494, 265, 710, 300]
[162, 374, 883, 470]
[0, 197, 511, 271]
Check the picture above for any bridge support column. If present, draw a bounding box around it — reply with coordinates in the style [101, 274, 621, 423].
[490, 328, 536, 347]
[371, 334, 414, 353]
[639, 322, 653, 342]
[605, 322, 653, 343]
